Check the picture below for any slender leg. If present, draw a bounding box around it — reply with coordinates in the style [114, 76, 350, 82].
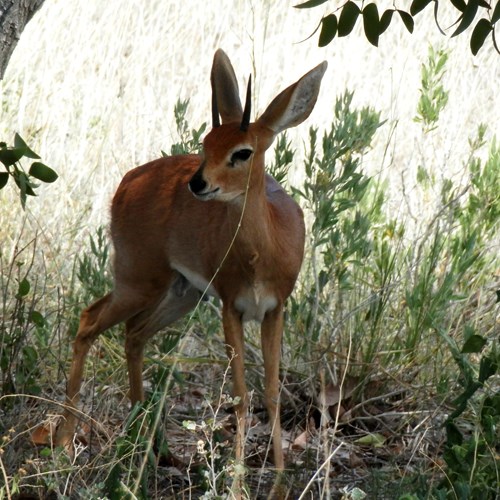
[124, 334, 148, 404]
[222, 304, 248, 466]
[124, 278, 200, 404]
[261, 305, 285, 471]
[56, 293, 144, 448]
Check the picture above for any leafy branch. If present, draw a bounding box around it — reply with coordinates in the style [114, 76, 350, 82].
[0, 134, 57, 209]
[295, 0, 500, 55]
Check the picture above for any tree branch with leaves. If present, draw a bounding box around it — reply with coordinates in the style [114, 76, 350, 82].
[0, 135, 57, 209]
[295, 0, 500, 55]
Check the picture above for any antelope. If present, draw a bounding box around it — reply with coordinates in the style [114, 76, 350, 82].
[56, 49, 327, 472]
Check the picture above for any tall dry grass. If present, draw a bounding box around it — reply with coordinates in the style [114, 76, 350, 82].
[1, 1, 498, 249]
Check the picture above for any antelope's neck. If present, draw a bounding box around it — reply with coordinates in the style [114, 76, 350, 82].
[227, 183, 276, 265]
[223, 190, 283, 322]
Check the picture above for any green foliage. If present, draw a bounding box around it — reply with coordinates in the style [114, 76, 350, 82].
[285, 51, 499, 496]
[164, 99, 207, 156]
[267, 132, 295, 186]
[105, 399, 168, 499]
[436, 339, 499, 499]
[290, 91, 383, 359]
[0, 246, 50, 399]
[294, 0, 500, 55]
[77, 226, 112, 302]
[422, 134, 500, 496]
[414, 46, 449, 131]
[403, 73, 498, 498]
[0, 134, 57, 208]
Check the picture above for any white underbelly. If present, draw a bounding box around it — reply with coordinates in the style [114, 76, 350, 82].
[234, 284, 277, 323]
[172, 263, 277, 322]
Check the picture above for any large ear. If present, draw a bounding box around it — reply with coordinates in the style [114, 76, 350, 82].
[257, 61, 328, 134]
[211, 49, 243, 124]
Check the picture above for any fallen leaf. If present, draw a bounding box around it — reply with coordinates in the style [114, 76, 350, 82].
[349, 450, 365, 468]
[318, 375, 359, 407]
[354, 432, 385, 448]
[292, 429, 309, 450]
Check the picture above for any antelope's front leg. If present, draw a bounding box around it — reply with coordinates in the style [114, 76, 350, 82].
[222, 304, 248, 466]
[261, 305, 285, 470]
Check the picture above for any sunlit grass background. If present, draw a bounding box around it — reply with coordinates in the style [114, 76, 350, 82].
[0, 0, 499, 498]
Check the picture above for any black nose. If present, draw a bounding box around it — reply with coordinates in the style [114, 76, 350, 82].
[188, 168, 207, 194]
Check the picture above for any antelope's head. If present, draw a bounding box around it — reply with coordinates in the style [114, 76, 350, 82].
[188, 49, 327, 203]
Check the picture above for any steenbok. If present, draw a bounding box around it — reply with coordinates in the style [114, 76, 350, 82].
[56, 49, 327, 473]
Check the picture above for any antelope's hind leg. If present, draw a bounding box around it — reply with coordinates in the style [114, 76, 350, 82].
[56, 291, 148, 448]
[124, 273, 201, 405]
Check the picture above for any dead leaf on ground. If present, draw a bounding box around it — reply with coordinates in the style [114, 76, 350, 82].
[349, 450, 366, 468]
[318, 375, 359, 408]
[291, 429, 309, 450]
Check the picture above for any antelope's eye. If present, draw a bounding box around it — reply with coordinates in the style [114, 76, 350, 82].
[230, 148, 253, 165]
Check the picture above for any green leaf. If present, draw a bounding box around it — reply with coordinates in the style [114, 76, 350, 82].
[492, 0, 500, 24]
[410, 0, 433, 16]
[14, 172, 36, 196]
[319, 14, 338, 46]
[379, 9, 394, 34]
[398, 10, 415, 33]
[445, 421, 463, 446]
[0, 172, 8, 189]
[0, 147, 24, 168]
[18, 278, 30, 297]
[452, 1, 479, 37]
[338, 1, 361, 37]
[433, 0, 446, 34]
[477, 0, 491, 8]
[294, 0, 328, 8]
[40, 447, 53, 458]
[30, 310, 46, 327]
[450, 0, 467, 12]
[22, 345, 38, 364]
[363, 3, 380, 46]
[14, 133, 40, 159]
[470, 18, 493, 55]
[183, 420, 197, 431]
[461, 334, 487, 353]
[29, 162, 58, 183]
[355, 432, 385, 447]
[478, 355, 497, 383]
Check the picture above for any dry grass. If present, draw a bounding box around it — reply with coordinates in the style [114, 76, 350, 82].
[0, 1, 497, 267]
[0, 1, 499, 498]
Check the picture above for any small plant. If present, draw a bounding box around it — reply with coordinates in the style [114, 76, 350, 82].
[165, 99, 207, 156]
[104, 397, 168, 499]
[414, 46, 449, 132]
[267, 132, 295, 186]
[182, 369, 242, 500]
[433, 333, 499, 499]
[0, 242, 49, 399]
[291, 90, 383, 357]
[76, 225, 112, 302]
[0, 134, 57, 208]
